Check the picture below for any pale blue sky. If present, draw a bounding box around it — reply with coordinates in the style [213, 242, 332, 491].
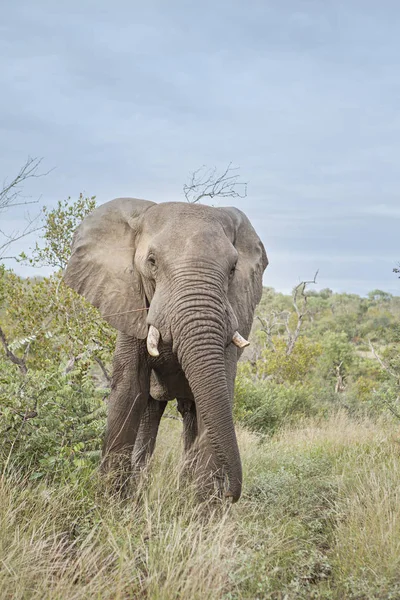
[1, 0, 399, 294]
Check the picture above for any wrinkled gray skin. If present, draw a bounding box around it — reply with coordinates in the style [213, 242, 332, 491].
[64, 199, 268, 502]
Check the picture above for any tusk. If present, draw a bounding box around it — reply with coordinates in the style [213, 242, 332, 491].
[147, 325, 160, 357]
[232, 331, 250, 348]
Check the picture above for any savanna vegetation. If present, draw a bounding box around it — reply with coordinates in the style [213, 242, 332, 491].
[1, 188, 399, 599]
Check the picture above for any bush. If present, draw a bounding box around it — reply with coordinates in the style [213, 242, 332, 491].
[234, 377, 324, 434]
[0, 360, 106, 480]
[245, 337, 322, 384]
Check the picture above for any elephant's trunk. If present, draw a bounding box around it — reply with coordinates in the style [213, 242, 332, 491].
[179, 341, 242, 501]
[167, 270, 242, 501]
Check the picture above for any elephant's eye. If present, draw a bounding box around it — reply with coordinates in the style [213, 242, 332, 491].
[229, 263, 237, 278]
[148, 255, 156, 267]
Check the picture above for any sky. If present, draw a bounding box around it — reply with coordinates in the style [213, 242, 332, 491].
[1, 0, 399, 295]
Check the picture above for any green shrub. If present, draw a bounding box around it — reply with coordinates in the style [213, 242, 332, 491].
[0, 360, 106, 480]
[234, 377, 324, 434]
[243, 336, 322, 384]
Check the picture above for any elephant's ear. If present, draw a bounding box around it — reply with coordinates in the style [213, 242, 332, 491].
[63, 197, 155, 339]
[218, 207, 268, 337]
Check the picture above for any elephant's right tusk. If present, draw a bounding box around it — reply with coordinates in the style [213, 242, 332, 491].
[147, 325, 160, 357]
[232, 331, 250, 348]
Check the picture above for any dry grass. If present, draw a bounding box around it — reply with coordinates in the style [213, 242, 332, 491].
[1, 412, 399, 599]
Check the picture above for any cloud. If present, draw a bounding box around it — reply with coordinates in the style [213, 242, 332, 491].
[0, 1, 399, 296]
[362, 204, 400, 218]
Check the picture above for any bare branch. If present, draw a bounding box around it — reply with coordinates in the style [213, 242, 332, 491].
[0, 157, 51, 212]
[0, 157, 51, 259]
[256, 312, 290, 351]
[183, 163, 247, 204]
[258, 272, 319, 356]
[0, 223, 43, 257]
[335, 361, 346, 393]
[0, 324, 28, 375]
[286, 271, 319, 355]
[93, 355, 111, 384]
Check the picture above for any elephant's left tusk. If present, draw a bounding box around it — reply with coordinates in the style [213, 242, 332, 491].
[232, 331, 250, 348]
[147, 325, 160, 357]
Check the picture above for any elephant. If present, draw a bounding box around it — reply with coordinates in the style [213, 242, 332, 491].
[63, 198, 268, 502]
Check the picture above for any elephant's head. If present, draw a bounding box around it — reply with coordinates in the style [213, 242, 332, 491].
[64, 198, 268, 501]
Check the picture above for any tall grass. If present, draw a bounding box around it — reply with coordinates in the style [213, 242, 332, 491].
[1, 412, 399, 599]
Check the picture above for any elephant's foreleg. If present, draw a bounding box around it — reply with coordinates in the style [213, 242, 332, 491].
[132, 396, 167, 470]
[101, 333, 149, 484]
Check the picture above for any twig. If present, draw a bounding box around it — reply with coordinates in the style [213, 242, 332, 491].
[93, 355, 111, 383]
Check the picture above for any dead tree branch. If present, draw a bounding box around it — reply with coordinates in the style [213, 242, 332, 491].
[258, 272, 319, 355]
[183, 163, 247, 203]
[257, 311, 291, 351]
[0, 213, 43, 259]
[285, 271, 319, 355]
[0, 324, 28, 375]
[93, 355, 111, 384]
[335, 361, 346, 393]
[0, 157, 52, 260]
[0, 157, 50, 211]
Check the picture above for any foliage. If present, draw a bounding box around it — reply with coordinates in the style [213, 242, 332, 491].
[0, 359, 106, 479]
[316, 331, 356, 381]
[234, 376, 324, 433]
[1, 195, 115, 376]
[0, 194, 113, 480]
[20, 193, 96, 269]
[1, 268, 115, 372]
[239, 284, 400, 431]
[247, 336, 323, 384]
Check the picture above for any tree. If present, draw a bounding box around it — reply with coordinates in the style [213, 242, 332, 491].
[20, 194, 96, 270]
[1, 195, 114, 379]
[367, 289, 392, 303]
[318, 331, 355, 392]
[0, 194, 111, 476]
[183, 163, 247, 204]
